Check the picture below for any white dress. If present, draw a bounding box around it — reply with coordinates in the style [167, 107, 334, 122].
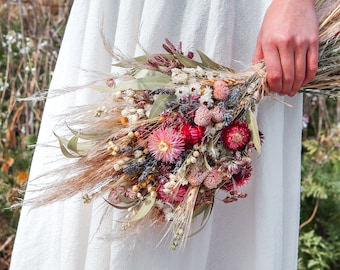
[10, 1, 302, 269]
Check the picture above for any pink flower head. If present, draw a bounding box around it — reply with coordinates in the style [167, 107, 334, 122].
[213, 80, 230, 100]
[188, 171, 208, 186]
[125, 188, 137, 200]
[181, 122, 205, 148]
[203, 169, 223, 189]
[157, 184, 188, 203]
[220, 121, 251, 151]
[148, 127, 185, 163]
[194, 105, 212, 127]
[108, 186, 125, 204]
[211, 105, 226, 123]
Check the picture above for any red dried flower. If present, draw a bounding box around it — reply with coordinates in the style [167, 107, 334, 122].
[233, 163, 252, 187]
[157, 184, 187, 203]
[181, 122, 205, 148]
[220, 121, 251, 151]
[221, 162, 252, 191]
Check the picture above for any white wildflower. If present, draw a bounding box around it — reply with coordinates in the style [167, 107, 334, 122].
[171, 68, 188, 84]
[199, 85, 213, 107]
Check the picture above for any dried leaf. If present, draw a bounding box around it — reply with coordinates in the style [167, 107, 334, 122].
[173, 53, 204, 68]
[129, 195, 156, 222]
[17, 170, 29, 185]
[54, 132, 81, 158]
[149, 94, 176, 118]
[246, 108, 261, 154]
[118, 194, 135, 204]
[67, 125, 110, 141]
[192, 203, 210, 219]
[114, 69, 171, 91]
[1, 157, 14, 173]
[190, 203, 213, 237]
[67, 135, 79, 153]
[196, 49, 222, 70]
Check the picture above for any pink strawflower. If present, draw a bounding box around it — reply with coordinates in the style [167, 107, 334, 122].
[148, 127, 185, 163]
[213, 80, 230, 100]
[194, 105, 212, 127]
[220, 121, 251, 151]
[157, 184, 187, 203]
[203, 169, 223, 189]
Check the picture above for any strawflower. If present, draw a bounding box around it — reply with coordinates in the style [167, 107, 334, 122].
[148, 127, 185, 163]
[220, 121, 251, 151]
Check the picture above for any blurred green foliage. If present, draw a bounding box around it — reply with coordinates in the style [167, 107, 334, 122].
[298, 96, 340, 269]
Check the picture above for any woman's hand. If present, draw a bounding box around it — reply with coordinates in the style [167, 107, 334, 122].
[253, 0, 319, 96]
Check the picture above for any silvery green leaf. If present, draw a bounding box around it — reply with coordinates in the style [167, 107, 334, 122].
[129, 195, 156, 222]
[196, 49, 222, 70]
[67, 125, 111, 141]
[118, 194, 136, 204]
[114, 74, 171, 91]
[54, 132, 81, 158]
[149, 94, 176, 118]
[173, 53, 204, 68]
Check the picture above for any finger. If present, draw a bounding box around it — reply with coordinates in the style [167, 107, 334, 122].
[263, 45, 282, 93]
[253, 35, 264, 64]
[303, 42, 319, 85]
[277, 41, 295, 95]
[289, 45, 308, 96]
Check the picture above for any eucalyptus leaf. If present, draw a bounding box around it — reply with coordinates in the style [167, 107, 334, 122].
[54, 132, 81, 158]
[149, 94, 176, 118]
[67, 135, 79, 153]
[133, 69, 170, 79]
[190, 204, 212, 237]
[67, 125, 111, 141]
[246, 108, 261, 154]
[114, 76, 171, 91]
[118, 194, 135, 204]
[193, 203, 210, 218]
[173, 53, 204, 68]
[129, 195, 156, 222]
[196, 49, 222, 70]
[202, 203, 212, 223]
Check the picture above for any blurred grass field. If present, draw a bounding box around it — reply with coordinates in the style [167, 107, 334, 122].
[0, 1, 72, 268]
[0, 1, 339, 269]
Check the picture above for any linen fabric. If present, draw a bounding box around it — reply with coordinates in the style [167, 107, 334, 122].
[10, 1, 302, 269]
